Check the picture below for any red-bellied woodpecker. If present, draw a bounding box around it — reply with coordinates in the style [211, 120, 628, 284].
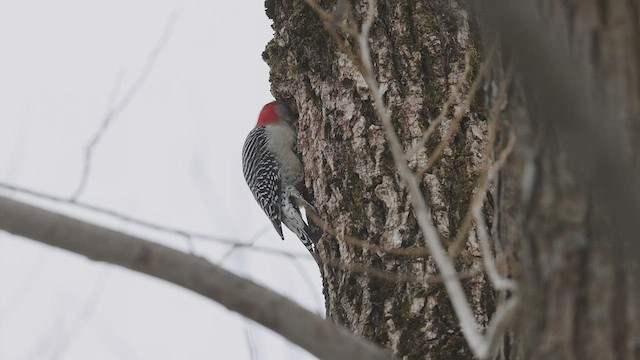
[242, 101, 317, 254]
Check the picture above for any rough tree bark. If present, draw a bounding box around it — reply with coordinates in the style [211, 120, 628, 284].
[265, 0, 493, 358]
[265, 0, 640, 359]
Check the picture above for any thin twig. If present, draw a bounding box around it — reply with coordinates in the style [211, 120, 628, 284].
[319, 256, 482, 284]
[302, 0, 333, 22]
[0, 250, 48, 328]
[243, 326, 258, 360]
[303, 0, 369, 77]
[297, 199, 431, 257]
[48, 267, 112, 360]
[217, 226, 271, 264]
[415, 59, 491, 179]
[474, 197, 517, 291]
[405, 52, 473, 159]
[448, 64, 513, 257]
[0, 182, 309, 259]
[71, 11, 179, 201]
[291, 258, 325, 311]
[483, 295, 520, 359]
[358, 0, 376, 78]
[473, 126, 517, 291]
[72, 70, 125, 201]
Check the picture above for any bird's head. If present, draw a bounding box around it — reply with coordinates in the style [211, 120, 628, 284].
[256, 101, 296, 126]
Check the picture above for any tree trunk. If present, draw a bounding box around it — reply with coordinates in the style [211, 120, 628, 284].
[264, 0, 640, 359]
[265, 1, 492, 358]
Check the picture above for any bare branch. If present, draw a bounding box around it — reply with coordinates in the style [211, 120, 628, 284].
[0, 195, 391, 360]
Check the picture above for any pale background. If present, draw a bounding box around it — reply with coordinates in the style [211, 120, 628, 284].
[0, 1, 324, 359]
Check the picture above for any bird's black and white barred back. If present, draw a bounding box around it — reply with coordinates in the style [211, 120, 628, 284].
[242, 126, 283, 238]
[241, 101, 318, 255]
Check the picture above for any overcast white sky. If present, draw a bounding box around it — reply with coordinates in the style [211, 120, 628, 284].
[0, 1, 323, 359]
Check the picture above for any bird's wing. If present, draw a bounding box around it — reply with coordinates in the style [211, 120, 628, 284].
[242, 127, 283, 239]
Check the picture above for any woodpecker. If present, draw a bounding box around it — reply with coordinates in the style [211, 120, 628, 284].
[242, 101, 317, 254]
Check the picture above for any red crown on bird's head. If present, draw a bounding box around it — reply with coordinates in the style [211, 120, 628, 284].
[257, 101, 279, 126]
